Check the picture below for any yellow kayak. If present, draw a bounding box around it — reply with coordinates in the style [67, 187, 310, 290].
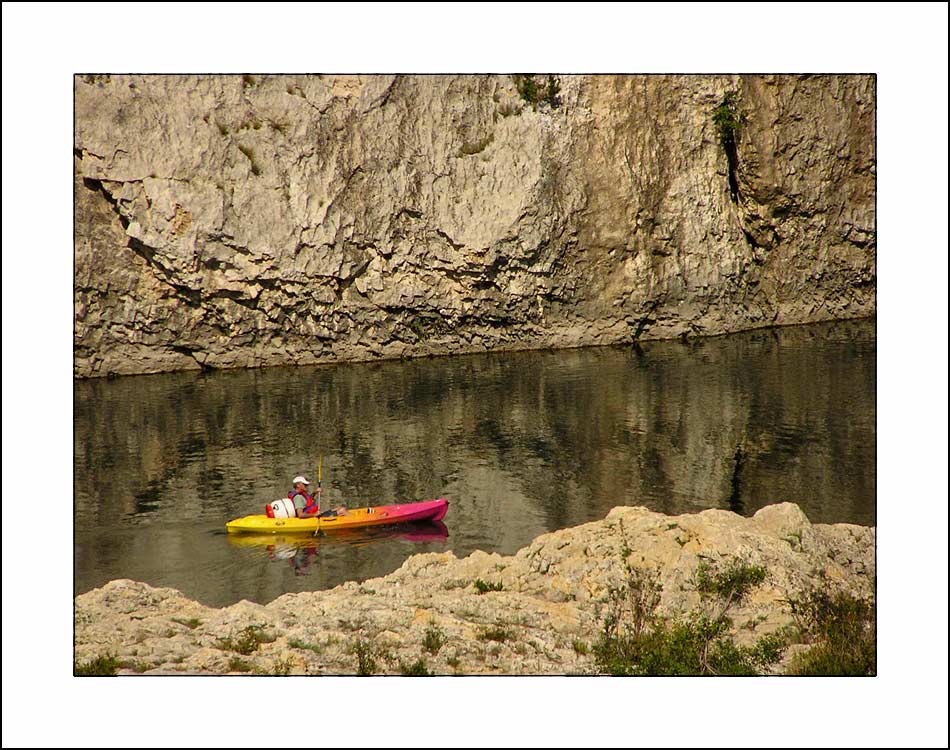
[226, 498, 449, 535]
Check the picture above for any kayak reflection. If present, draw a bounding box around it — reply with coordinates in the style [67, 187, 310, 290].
[227, 520, 449, 575]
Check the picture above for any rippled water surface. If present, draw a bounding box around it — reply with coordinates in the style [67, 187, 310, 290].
[75, 320, 875, 606]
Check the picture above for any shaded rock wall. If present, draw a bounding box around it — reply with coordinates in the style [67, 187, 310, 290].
[74, 74, 875, 377]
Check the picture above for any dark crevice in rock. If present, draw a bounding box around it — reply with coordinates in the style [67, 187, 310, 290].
[256, 277, 283, 291]
[205, 232, 252, 255]
[631, 302, 661, 341]
[82, 176, 130, 231]
[334, 259, 372, 301]
[724, 137, 740, 204]
[362, 75, 402, 114]
[169, 344, 216, 371]
[210, 288, 259, 311]
[127, 237, 203, 307]
[728, 445, 746, 515]
[83, 174, 210, 310]
[396, 207, 423, 221]
[742, 225, 762, 251]
[200, 257, 238, 272]
[435, 229, 464, 251]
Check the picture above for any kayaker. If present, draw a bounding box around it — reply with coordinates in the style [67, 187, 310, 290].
[289, 475, 322, 518]
[289, 475, 347, 518]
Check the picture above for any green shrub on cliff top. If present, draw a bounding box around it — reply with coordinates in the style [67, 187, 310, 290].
[594, 557, 785, 676]
[786, 589, 876, 676]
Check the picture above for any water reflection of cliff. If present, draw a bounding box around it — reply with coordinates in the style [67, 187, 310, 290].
[75, 319, 874, 604]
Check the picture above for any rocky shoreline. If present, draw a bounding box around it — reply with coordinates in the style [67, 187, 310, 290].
[74, 502, 874, 675]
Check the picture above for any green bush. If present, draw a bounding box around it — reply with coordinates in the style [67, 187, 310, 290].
[351, 638, 381, 676]
[400, 659, 432, 676]
[511, 74, 562, 110]
[75, 654, 121, 676]
[594, 557, 785, 676]
[423, 623, 447, 655]
[712, 91, 744, 148]
[288, 638, 323, 655]
[697, 558, 767, 603]
[216, 625, 276, 655]
[270, 657, 294, 676]
[787, 590, 876, 676]
[477, 626, 512, 643]
[228, 656, 253, 673]
[474, 579, 504, 594]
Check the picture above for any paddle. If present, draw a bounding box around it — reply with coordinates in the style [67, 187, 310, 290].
[317, 455, 323, 512]
[312, 455, 326, 534]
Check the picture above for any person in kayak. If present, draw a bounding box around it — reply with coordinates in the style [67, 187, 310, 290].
[289, 475, 347, 518]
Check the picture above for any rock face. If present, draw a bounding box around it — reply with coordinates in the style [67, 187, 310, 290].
[74, 74, 875, 378]
[74, 503, 875, 675]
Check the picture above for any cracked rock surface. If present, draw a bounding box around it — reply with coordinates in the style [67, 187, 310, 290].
[74, 503, 874, 675]
[74, 74, 875, 378]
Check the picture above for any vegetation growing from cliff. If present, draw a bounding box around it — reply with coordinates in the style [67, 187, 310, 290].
[216, 625, 276, 655]
[477, 625, 513, 643]
[351, 637, 383, 676]
[594, 557, 786, 676]
[75, 654, 121, 676]
[423, 622, 447, 654]
[474, 578, 504, 594]
[512, 74, 562, 110]
[81, 74, 111, 87]
[712, 91, 744, 202]
[713, 91, 744, 147]
[406, 313, 451, 340]
[399, 658, 433, 676]
[228, 656, 252, 672]
[787, 588, 876, 676]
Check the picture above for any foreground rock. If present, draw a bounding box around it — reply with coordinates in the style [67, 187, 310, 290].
[74, 503, 874, 675]
[74, 74, 875, 378]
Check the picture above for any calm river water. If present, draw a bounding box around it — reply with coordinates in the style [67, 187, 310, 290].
[75, 319, 875, 607]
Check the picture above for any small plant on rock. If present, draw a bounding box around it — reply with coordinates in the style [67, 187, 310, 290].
[423, 623, 447, 655]
[228, 656, 253, 673]
[476, 625, 512, 643]
[474, 579, 504, 594]
[399, 659, 432, 676]
[216, 625, 276, 655]
[75, 654, 121, 676]
[351, 637, 381, 676]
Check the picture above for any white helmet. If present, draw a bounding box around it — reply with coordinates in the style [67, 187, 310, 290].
[293, 475, 310, 485]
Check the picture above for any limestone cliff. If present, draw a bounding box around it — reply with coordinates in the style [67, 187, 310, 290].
[74, 74, 875, 377]
[74, 503, 875, 675]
